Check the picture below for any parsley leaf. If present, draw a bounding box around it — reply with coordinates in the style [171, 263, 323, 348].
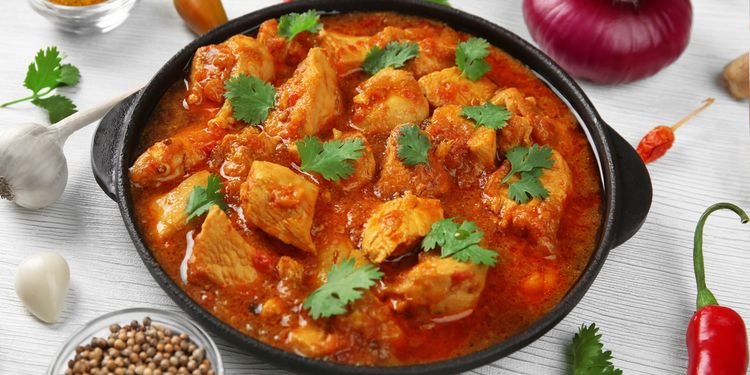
[32, 95, 77, 124]
[297, 136, 365, 181]
[461, 102, 511, 129]
[456, 37, 491, 81]
[185, 174, 228, 223]
[569, 323, 623, 375]
[278, 10, 323, 41]
[362, 41, 420, 75]
[501, 144, 555, 204]
[223, 74, 276, 125]
[422, 218, 498, 266]
[397, 124, 431, 166]
[303, 258, 383, 319]
[425, 0, 451, 5]
[1, 47, 81, 123]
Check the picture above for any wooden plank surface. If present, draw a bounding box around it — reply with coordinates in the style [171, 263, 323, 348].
[0, 0, 748, 373]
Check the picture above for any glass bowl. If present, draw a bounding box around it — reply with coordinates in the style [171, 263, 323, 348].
[28, 0, 139, 34]
[48, 307, 224, 375]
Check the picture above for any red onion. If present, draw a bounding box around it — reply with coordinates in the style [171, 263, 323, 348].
[523, 0, 692, 84]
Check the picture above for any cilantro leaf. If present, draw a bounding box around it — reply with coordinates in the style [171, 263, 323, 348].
[362, 41, 420, 75]
[397, 124, 431, 166]
[425, 0, 451, 5]
[303, 258, 383, 319]
[501, 144, 554, 184]
[297, 136, 365, 181]
[508, 169, 550, 204]
[569, 323, 623, 375]
[422, 218, 498, 266]
[461, 102, 511, 129]
[58, 64, 81, 86]
[185, 174, 228, 222]
[24, 47, 63, 94]
[456, 37, 491, 81]
[278, 10, 322, 41]
[224, 74, 276, 125]
[31, 95, 77, 123]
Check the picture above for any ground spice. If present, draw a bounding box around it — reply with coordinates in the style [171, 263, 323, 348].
[48, 0, 107, 6]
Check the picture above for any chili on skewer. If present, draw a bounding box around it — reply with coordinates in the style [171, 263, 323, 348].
[686, 202, 749, 375]
[637, 98, 714, 163]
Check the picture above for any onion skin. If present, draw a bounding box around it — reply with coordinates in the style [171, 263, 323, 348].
[523, 0, 692, 84]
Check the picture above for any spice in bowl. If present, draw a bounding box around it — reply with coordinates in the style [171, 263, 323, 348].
[65, 317, 216, 375]
[47, 0, 107, 5]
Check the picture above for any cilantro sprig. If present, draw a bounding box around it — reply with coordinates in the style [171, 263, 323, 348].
[456, 37, 491, 81]
[569, 323, 623, 375]
[185, 174, 228, 222]
[422, 218, 497, 266]
[297, 136, 365, 181]
[397, 124, 431, 166]
[278, 10, 323, 41]
[502, 144, 555, 204]
[0, 47, 80, 123]
[461, 102, 511, 129]
[425, 0, 451, 5]
[303, 258, 383, 319]
[223, 74, 276, 126]
[362, 41, 420, 75]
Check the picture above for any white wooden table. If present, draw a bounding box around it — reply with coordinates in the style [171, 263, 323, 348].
[1, 0, 748, 373]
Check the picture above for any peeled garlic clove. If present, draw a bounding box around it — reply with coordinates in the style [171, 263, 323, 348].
[0, 123, 68, 209]
[15, 251, 70, 323]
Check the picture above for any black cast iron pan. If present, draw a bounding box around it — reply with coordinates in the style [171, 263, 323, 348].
[91, 0, 652, 373]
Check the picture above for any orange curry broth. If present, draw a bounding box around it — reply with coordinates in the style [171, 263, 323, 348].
[131, 12, 602, 366]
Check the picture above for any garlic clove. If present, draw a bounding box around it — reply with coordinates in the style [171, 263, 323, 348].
[0, 122, 68, 209]
[15, 251, 70, 323]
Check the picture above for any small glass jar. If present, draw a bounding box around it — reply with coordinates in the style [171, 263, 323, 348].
[47, 307, 225, 375]
[28, 0, 139, 34]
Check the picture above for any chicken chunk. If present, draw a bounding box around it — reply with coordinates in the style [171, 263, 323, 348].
[389, 254, 488, 318]
[130, 124, 226, 188]
[331, 129, 376, 191]
[351, 67, 429, 135]
[318, 30, 372, 74]
[426, 105, 496, 186]
[482, 149, 572, 253]
[265, 48, 343, 140]
[277, 256, 305, 291]
[149, 171, 210, 240]
[375, 125, 451, 199]
[286, 325, 340, 357]
[418, 67, 497, 107]
[373, 26, 460, 78]
[240, 161, 319, 253]
[257, 19, 316, 82]
[361, 192, 444, 264]
[188, 206, 259, 287]
[491, 88, 558, 152]
[187, 35, 275, 107]
[209, 127, 278, 181]
[333, 292, 403, 344]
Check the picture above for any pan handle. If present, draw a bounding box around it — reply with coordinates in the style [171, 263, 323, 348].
[91, 92, 139, 201]
[605, 125, 652, 248]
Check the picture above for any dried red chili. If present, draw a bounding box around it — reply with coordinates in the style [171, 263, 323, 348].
[636, 98, 714, 163]
[686, 203, 749, 375]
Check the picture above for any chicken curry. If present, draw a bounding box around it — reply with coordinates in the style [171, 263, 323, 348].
[130, 11, 603, 365]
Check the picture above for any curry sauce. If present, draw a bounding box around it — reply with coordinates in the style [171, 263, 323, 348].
[130, 12, 602, 366]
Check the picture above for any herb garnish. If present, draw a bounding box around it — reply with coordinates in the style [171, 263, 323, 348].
[297, 136, 365, 181]
[396, 124, 431, 166]
[456, 37, 491, 81]
[422, 218, 498, 266]
[185, 174, 228, 222]
[426, 0, 451, 5]
[501, 144, 555, 204]
[461, 102, 511, 129]
[278, 10, 323, 41]
[362, 41, 420, 75]
[223, 74, 276, 126]
[569, 323, 623, 375]
[0, 47, 80, 123]
[303, 258, 384, 319]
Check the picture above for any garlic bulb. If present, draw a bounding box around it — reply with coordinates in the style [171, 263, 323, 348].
[15, 251, 70, 323]
[0, 86, 142, 209]
[0, 123, 68, 209]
